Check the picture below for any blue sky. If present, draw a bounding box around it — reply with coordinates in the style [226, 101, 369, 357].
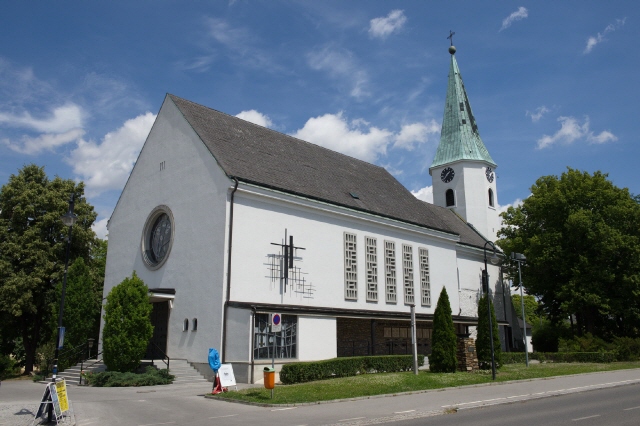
[1, 1, 637, 239]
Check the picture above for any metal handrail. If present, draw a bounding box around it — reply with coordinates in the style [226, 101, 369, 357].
[148, 341, 170, 371]
[79, 351, 103, 385]
[43, 341, 90, 377]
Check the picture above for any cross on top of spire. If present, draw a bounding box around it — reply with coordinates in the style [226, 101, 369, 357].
[447, 30, 455, 46]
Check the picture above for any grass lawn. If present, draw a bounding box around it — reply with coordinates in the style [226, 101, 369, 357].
[211, 362, 640, 404]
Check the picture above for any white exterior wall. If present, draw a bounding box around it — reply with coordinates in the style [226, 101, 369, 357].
[228, 186, 461, 316]
[431, 161, 499, 241]
[100, 97, 231, 364]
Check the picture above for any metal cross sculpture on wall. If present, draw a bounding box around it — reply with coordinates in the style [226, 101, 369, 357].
[267, 229, 314, 298]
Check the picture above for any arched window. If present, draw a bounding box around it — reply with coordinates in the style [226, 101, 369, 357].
[183, 318, 189, 331]
[445, 189, 455, 207]
[192, 318, 198, 331]
[488, 188, 494, 207]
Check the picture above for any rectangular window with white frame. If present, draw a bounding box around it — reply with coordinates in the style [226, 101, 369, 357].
[344, 232, 358, 300]
[403, 244, 415, 305]
[385, 241, 397, 303]
[365, 236, 378, 302]
[419, 247, 431, 306]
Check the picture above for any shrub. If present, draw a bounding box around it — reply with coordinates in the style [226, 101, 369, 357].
[279, 355, 425, 384]
[102, 272, 153, 372]
[558, 333, 611, 353]
[502, 352, 616, 364]
[0, 354, 19, 380]
[430, 288, 457, 373]
[85, 366, 174, 387]
[612, 337, 640, 361]
[476, 294, 502, 370]
[531, 320, 571, 352]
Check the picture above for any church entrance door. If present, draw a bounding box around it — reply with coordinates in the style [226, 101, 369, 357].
[146, 301, 169, 359]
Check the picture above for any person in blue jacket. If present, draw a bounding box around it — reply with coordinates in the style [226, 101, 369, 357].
[208, 348, 223, 393]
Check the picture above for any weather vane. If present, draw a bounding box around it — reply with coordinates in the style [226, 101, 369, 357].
[447, 30, 455, 46]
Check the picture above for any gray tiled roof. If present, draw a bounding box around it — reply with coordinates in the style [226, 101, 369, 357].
[169, 94, 488, 249]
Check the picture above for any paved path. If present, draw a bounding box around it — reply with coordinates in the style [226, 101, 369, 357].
[1, 369, 639, 425]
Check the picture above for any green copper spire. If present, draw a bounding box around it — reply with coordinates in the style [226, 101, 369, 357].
[430, 47, 496, 169]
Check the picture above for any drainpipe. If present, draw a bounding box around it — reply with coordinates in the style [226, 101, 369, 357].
[250, 306, 256, 384]
[222, 178, 239, 363]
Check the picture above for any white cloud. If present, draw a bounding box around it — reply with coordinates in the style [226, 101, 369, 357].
[411, 185, 433, 203]
[3, 128, 85, 155]
[292, 112, 391, 162]
[500, 7, 528, 31]
[0, 103, 84, 133]
[393, 120, 440, 150]
[526, 106, 549, 123]
[292, 112, 434, 163]
[369, 10, 407, 39]
[584, 18, 626, 54]
[92, 217, 109, 240]
[307, 46, 368, 98]
[236, 110, 273, 128]
[498, 198, 523, 214]
[68, 112, 156, 196]
[537, 116, 617, 149]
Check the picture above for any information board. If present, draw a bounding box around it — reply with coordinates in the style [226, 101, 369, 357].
[218, 363, 237, 387]
[55, 379, 69, 413]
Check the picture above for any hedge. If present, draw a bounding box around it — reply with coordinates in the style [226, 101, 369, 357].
[83, 366, 174, 387]
[502, 352, 616, 364]
[279, 355, 424, 384]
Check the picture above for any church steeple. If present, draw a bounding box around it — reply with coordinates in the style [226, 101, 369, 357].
[430, 46, 496, 170]
[429, 42, 500, 242]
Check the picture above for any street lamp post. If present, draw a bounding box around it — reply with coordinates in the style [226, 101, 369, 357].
[483, 241, 500, 380]
[511, 252, 528, 366]
[49, 194, 77, 422]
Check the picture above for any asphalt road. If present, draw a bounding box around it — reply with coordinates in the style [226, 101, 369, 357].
[3, 368, 640, 425]
[390, 384, 640, 426]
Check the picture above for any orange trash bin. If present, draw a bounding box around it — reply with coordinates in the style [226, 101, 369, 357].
[263, 367, 275, 389]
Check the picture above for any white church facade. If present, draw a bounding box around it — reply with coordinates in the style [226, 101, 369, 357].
[100, 46, 519, 383]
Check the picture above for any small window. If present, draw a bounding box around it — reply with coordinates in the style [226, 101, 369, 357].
[446, 189, 455, 207]
[183, 318, 189, 332]
[192, 318, 198, 331]
[488, 188, 494, 207]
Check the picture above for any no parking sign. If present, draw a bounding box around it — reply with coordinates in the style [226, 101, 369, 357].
[271, 313, 282, 332]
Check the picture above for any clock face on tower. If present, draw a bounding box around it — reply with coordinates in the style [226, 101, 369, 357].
[485, 167, 495, 183]
[440, 167, 455, 183]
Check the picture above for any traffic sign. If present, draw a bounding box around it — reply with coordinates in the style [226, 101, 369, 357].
[271, 313, 282, 333]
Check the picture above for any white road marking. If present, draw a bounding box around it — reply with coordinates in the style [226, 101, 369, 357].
[138, 422, 176, 426]
[394, 410, 416, 414]
[338, 417, 365, 421]
[624, 406, 640, 411]
[572, 415, 600, 421]
[271, 407, 297, 411]
[209, 414, 238, 419]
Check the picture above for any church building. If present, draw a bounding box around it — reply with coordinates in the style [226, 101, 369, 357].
[100, 45, 517, 383]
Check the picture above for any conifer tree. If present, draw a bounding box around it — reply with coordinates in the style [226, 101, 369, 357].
[430, 287, 458, 373]
[102, 272, 153, 372]
[476, 294, 502, 370]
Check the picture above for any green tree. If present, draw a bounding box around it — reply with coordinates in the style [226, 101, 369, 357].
[511, 294, 540, 325]
[0, 165, 97, 373]
[430, 287, 458, 372]
[477, 294, 502, 369]
[102, 272, 153, 372]
[498, 168, 640, 338]
[89, 239, 107, 342]
[55, 258, 101, 368]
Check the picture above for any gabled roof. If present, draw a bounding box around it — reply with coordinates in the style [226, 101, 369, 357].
[168, 94, 488, 249]
[430, 50, 496, 169]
